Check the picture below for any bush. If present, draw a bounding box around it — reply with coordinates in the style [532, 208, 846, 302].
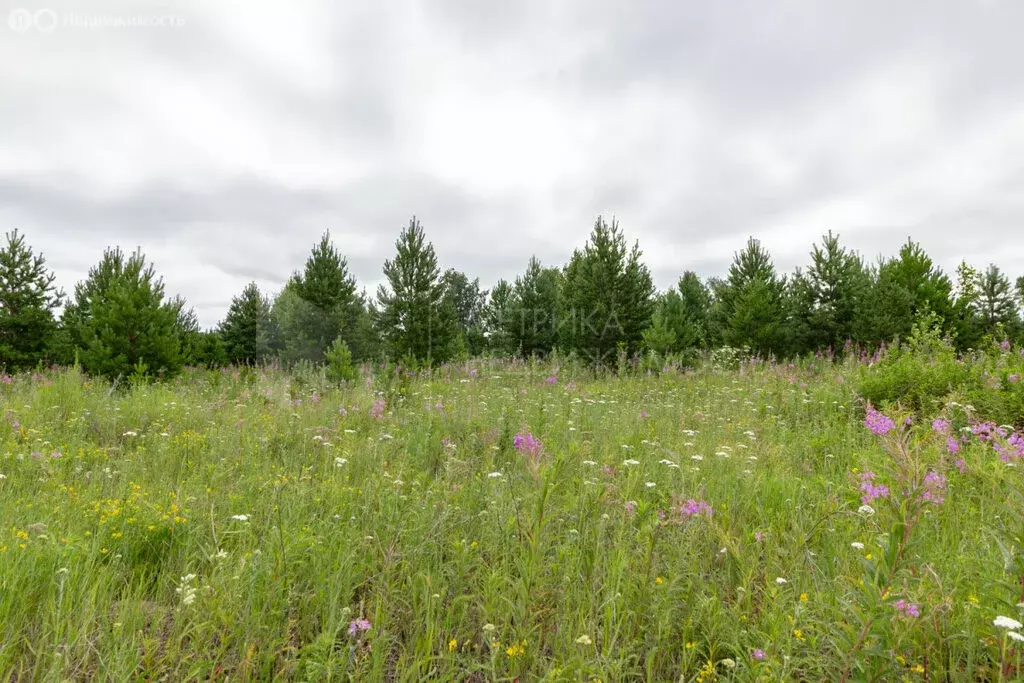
[856, 313, 975, 415]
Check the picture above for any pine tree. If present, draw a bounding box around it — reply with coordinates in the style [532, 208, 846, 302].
[789, 232, 871, 354]
[373, 217, 457, 365]
[714, 237, 789, 356]
[0, 230, 63, 370]
[441, 269, 488, 356]
[561, 217, 654, 365]
[676, 271, 714, 350]
[869, 240, 956, 344]
[483, 279, 514, 355]
[64, 248, 182, 380]
[219, 282, 274, 364]
[286, 231, 366, 362]
[504, 257, 563, 357]
[974, 264, 1019, 335]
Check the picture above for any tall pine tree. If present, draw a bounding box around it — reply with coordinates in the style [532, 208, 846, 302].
[219, 282, 274, 364]
[373, 217, 457, 365]
[63, 248, 182, 379]
[713, 237, 789, 356]
[561, 217, 654, 365]
[0, 230, 63, 370]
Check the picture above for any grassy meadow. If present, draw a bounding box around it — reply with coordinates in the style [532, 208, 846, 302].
[1, 354, 1023, 681]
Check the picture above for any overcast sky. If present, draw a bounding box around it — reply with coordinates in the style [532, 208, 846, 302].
[3, 0, 1023, 327]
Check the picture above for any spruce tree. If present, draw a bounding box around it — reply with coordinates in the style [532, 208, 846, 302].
[0, 230, 63, 370]
[869, 240, 956, 343]
[220, 282, 273, 364]
[64, 248, 182, 380]
[676, 271, 714, 350]
[561, 217, 654, 365]
[373, 217, 457, 365]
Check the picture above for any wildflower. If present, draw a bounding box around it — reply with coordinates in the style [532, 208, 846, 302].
[947, 437, 961, 455]
[545, 375, 557, 385]
[370, 399, 385, 419]
[575, 634, 593, 645]
[892, 600, 921, 618]
[122, 431, 138, 437]
[487, 471, 502, 479]
[448, 638, 458, 652]
[864, 405, 895, 435]
[752, 648, 766, 661]
[482, 623, 496, 633]
[919, 471, 947, 504]
[230, 514, 249, 522]
[858, 471, 889, 505]
[851, 542, 865, 550]
[505, 641, 525, 658]
[792, 629, 804, 640]
[348, 618, 372, 636]
[994, 616, 1024, 630]
[680, 499, 712, 519]
[335, 457, 348, 467]
[1009, 632, 1024, 643]
[775, 577, 788, 585]
[655, 576, 663, 584]
[625, 501, 636, 515]
[858, 504, 875, 516]
[931, 419, 950, 434]
[513, 430, 542, 455]
[582, 460, 597, 466]
[720, 658, 736, 669]
[754, 531, 766, 542]
[799, 593, 808, 602]
[645, 481, 656, 488]
[622, 459, 640, 466]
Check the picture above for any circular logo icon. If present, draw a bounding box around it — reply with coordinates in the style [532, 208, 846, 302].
[7, 8, 33, 31]
[33, 8, 57, 32]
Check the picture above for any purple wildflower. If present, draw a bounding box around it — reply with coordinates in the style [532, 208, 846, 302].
[625, 501, 636, 515]
[755, 531, 766, 543]
[513, 431, 542, 456]
[931, 419, 950, 434]
[859, 471, 890, 505]
[955, 459, 966, 474]
[1009, 373, 1020, 384]
[919, 471, 947, 504]
[348, 618, 372, 636]
[1000, 339, 1011, 351]
[545, 375, 557, 385]
[864, 406, 895, 436]
[680, 499, 713, 519]
[946, 436, 960, 455]
[370, 399, 385, 419]
[891, 600, 920, 618]
[752, 648, 766, 661]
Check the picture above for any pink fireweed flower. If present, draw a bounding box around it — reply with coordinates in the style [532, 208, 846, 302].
[513, 431, 542, 457]
[1009, 373, 1020, 384]
[348, 618, 372, 636]
[891, 600, 920, 618]
[680, 499, 712, 519]
[946, 436, 961, 455]
[752, 648, 766, 661]
[544, 375, 557, 385]
[864, 406, 895, 435]
[370, 399, 385, 419]
[625, 501, 636, 515]
[931, 419, 950, 434]
[955, 459, 966, 474]
[858, 471, 889, 505]
[919, 471, 947, 504]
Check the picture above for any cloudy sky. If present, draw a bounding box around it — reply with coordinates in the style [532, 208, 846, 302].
[3, 0, 1023, 327]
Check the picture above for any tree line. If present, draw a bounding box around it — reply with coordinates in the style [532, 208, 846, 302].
[2, 216, 1023, 378]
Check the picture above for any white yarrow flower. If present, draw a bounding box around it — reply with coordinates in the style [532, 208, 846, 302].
[994, 616, 1024, 630]
[858, 504, 875, 516]
[775, 577, 788, 585]
[1009, 632, 1024, 643]
[487, 471, 502, 478]
[230, 514, 249, 522]
[851, 542, 865, 550]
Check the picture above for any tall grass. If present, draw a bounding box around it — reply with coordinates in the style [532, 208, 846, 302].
[0, 355, 1022, 681]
